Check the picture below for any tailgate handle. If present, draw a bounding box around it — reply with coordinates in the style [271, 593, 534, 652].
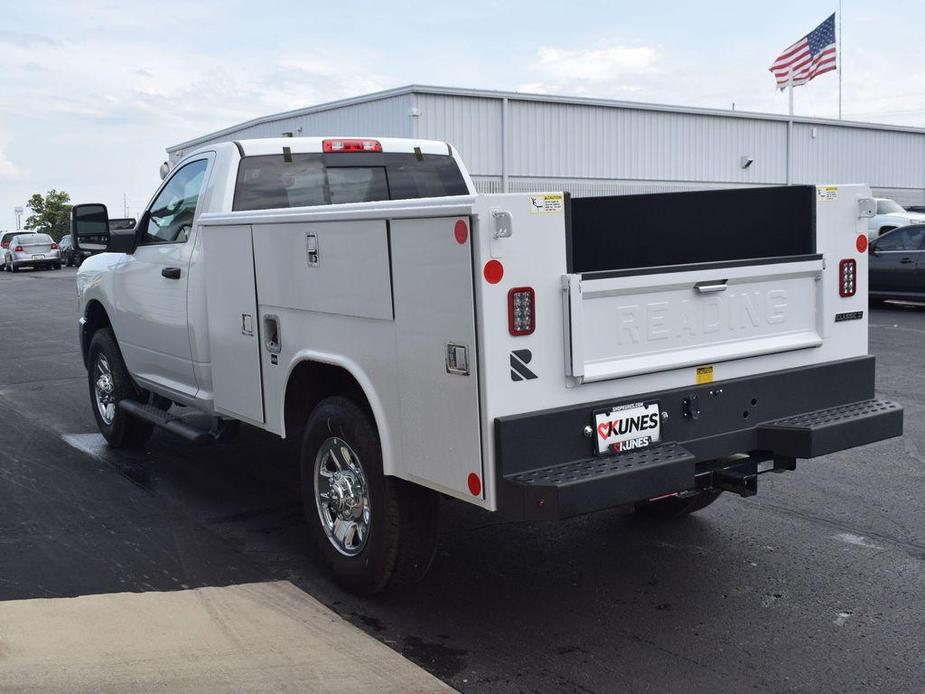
[694, 280, 728, 294]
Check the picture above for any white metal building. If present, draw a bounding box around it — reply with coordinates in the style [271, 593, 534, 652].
[167, 85, 925, 205]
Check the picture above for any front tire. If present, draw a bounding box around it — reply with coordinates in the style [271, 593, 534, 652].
[87, 328, 153, 448]
[635, 489, 723, 519]
[301, 396, 439, 595]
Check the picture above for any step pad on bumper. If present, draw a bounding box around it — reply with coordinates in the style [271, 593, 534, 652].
[502, 442, 695, 520]
[757, 398, 902, 459]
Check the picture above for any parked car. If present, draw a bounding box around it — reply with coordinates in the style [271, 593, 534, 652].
[59, 234, 90, 267]
[0, 230, 22, 254]
[869, 224, 925, 302]
[3, 232, 61, 272]
[868, 198, 925, 238]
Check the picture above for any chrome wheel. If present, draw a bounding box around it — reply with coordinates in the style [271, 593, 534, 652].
[314, 437, 371, 557]
[93, 353, 116, 425]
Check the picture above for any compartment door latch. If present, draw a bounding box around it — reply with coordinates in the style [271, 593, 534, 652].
[446, 343, 470, 376]
[306, 233, 320, 266]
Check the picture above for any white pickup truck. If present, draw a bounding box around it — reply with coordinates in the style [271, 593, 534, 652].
[71, 137, 902, 594]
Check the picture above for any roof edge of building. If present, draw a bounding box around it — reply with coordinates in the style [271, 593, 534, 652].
[167, 83, 925, 154]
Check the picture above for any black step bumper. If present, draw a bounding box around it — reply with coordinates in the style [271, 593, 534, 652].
[496, 357, 902, 520]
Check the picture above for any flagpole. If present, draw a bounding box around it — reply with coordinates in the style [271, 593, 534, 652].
[837, 0, 843, 119]
[787, 73, 793, 184]
[788, 73, 794, 117]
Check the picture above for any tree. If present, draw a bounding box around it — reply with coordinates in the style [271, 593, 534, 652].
[24, 190, 72, 242]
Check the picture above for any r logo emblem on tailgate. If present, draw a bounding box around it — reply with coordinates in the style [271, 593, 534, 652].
[510, 350, 537, 381]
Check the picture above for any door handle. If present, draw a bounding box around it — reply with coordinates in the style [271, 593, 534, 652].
[900, 257, 914, 264]
[162, 267, 181, 279]
[694, 279, 728, 293]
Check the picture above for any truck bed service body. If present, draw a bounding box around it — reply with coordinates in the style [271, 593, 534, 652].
[71, 137, 903, 593]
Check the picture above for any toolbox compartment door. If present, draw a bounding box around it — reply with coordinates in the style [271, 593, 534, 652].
[565, 257, 824, 383]
[202, 224, 265, 424]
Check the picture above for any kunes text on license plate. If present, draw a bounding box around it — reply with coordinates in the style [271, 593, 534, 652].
[594, 402, 660, 455]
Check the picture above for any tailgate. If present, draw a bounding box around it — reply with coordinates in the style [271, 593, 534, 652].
[565, 257, 823, 383]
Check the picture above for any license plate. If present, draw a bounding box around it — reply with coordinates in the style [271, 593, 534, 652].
[32, 254, 44, 260]
[593, 402, 661, 455]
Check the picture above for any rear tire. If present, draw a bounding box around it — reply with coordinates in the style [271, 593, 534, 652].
[10, 262, 18, 273]
[635, 489, 723, 519]
[87, 328, 153, 448]
[301, 396, 439, 595]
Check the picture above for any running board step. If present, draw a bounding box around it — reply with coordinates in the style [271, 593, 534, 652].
[501, 442, 695, 520]
[757, 398, 902, 459]
[118, 400, 237, 445]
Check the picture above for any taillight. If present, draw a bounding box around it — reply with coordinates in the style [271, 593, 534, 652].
[0, 241, 8, 249]
[508, 287, 536, 336]
[323, 139, 382, 153]
[50, 242, 59, 250]
[839, 258, 857, 297]
[13, 245, 23, 252]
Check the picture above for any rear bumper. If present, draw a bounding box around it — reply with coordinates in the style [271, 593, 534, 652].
[12, 255, 59, 267]
[495, 357, 902, 520]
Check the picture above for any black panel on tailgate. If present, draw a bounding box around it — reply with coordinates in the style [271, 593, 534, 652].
[567, 185, 816, 273]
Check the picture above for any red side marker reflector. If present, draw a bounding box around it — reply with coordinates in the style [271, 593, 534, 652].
[856, 234, 868, 253]
[467, 473, 482, 496]
[483, 260, 504, 284]
[454, 220, 468, 244]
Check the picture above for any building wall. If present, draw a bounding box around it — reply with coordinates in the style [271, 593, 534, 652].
[167, 88, 925, 205]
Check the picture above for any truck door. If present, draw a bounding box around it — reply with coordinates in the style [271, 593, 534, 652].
[112, 155, 213, 397]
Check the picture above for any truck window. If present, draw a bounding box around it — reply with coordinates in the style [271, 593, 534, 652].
[143, 158, 208, 245]
[233, 152, 468, 211]
[326, 167, 389, 205]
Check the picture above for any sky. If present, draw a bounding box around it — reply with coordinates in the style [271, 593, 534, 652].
[1, 0, 924, 230]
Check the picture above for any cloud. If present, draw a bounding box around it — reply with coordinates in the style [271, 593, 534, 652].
[535, 45, 658, 82]
[0, 131, 26, 181]
[516, 42, 660, 98]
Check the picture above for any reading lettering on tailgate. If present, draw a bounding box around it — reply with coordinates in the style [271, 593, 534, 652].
[614, 290, 788, 345]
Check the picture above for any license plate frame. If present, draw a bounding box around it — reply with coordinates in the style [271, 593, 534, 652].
[32, 254, 45, 260]
[592, 401, 661, 455]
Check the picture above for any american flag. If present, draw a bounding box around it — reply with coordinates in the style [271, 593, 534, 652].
[769, 14, 837, 90]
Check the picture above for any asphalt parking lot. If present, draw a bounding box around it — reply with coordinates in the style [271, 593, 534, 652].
[2, 266, 924, 694]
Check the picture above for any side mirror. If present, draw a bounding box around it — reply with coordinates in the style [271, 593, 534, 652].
[870, 245, 882, 257]
[71, 203, 110, 252]
[71, 203, 137, 254]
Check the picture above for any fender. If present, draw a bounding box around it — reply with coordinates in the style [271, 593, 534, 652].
[280, 349, 399, 477]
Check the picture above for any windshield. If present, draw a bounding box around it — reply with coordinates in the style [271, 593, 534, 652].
[15, 233, 52, 244]
[233, 152, 469, 211]
[877, 199, 905, 214]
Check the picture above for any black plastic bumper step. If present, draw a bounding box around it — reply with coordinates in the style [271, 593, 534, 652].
[502, 441, 695, 520]
[118, 400, 225, 445]
[757, 398, 902, 459]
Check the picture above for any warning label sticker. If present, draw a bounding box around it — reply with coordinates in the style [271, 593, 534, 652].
[817, 185, 839, 201]
[529, 193, 564, 214]
[695, 365, 714, 384]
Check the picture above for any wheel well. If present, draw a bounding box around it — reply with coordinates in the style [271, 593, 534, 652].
[81, 300, 112, 367]
[284, 361, 372, 438]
